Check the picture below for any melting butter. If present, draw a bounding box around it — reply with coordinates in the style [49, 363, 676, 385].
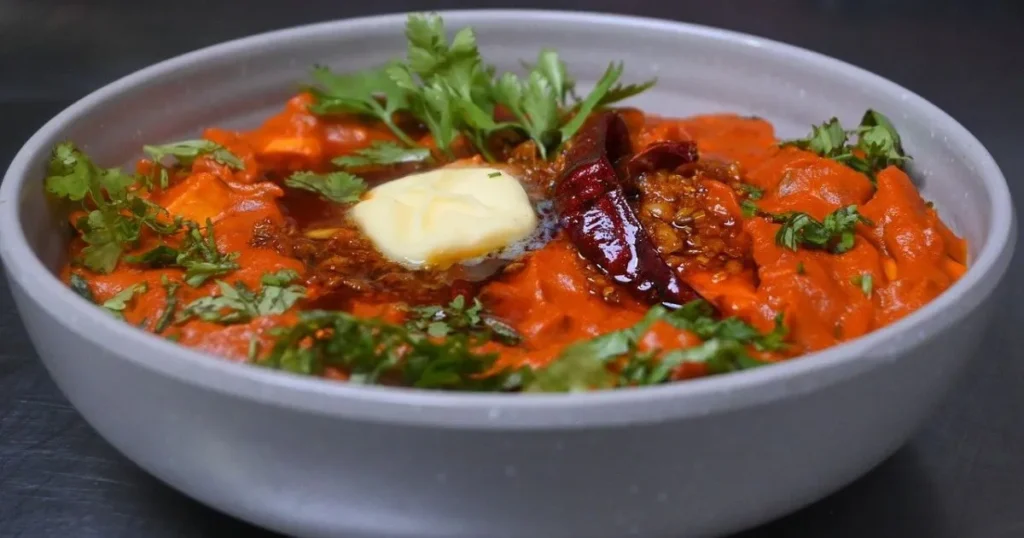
[350, 167, 538, 269]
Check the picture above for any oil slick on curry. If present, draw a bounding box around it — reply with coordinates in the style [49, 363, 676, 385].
[44, 13, 967, 392]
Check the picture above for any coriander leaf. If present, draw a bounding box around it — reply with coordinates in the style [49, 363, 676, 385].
[259, 309, 508, 390]
[739, 183, 764, 200]
[854, 109, 910, 174]
[768, 205, 872, 254]
[143, 139, 244, 170]
[594, 78, 657, 108]
[176, 219, 240, 287]
[754, 314, 789, 352]
[528, 300, 788, 392]
[284, 171, 367, 203]
[46, 143, 183, 273]
[79, 234, 124, 274]
[69, 273, 95, 303]
[307, 13, 655, 163]
[657, 338, 757, 378]
[533, 49, 574, 105]
[559, 62, 626, 144]
[155, 276, 180, 334]
[852, 273, 874, 297]
[332, 141, 431, 168]
[308, 65, 417, 147]
[101, 282, 148, 320]
[522, 342, 618, 392]
[177, 280, 254, 324]
[124, 244, 180, 267]
[45, 142, 97, 201]
[662, 300, 786, 353]
[407, 296, 522, 346]
[389, 14, 500, 159]
[780, 110, 911, 182]
[491, 70, 560, 158]
[177, 270, 305, 324]
[740, 199, 760, 218]
[524, 306, 666, 392]
[780, 117, 850, 157]
[255, 270, 307, 316]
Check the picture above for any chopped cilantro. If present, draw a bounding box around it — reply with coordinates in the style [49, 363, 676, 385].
[284, 171, 366, 203]
[143, 139, 244, 170]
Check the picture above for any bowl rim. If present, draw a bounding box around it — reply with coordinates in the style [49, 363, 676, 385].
[0, 9, 1016, 429]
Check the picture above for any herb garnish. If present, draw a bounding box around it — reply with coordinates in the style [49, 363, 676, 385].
[740, 199, 760, 218]
[332, 141, 432, 168]
[155, 276, 180, 333]
[524, 300, 787, 392]
[177, 270, 306, 324]
[309, 13, 655, 161]
[143, 139, 244, 170]
[852, 273, 873, 297]
[284, 171, 367, 203]
[406, 295, 522, 346]
[738, 183, 764, 200]
[122, 221, 240, 286]
[45, 143, 182, 273]
[308, 65, 418, 147]
[124, 244, 180, 267]
[101, 282, 148, 320]
[258, 309, 512, 390]
[767, 205, 872, 254]
[174, 219, 240, 287]
[780, 109, 910, 182]
[46, 144, 242, 279]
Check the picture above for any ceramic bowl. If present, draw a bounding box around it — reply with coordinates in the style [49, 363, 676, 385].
[0, 10, 1015, 538]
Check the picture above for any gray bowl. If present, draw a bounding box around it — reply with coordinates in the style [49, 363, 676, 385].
[0, 10, 1016, 538]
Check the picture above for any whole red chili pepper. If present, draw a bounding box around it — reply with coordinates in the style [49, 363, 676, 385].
[554, 112, 703, 308]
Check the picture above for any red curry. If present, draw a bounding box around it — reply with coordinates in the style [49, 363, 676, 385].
[46, 14, 966, 392]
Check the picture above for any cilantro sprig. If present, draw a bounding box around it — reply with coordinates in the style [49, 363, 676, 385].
[765, 205, 873, 254]
[177, 270, 306, 324]
[308, 65, 418, 147]
[143, 139, 244, 170]
[332, 141, 431, 168]
[780, 109, 910, 182]
[309, 13, 655, 162]
[284, 171, 367, 203]
[45, 143, 182, 273]
[101, 282, 149, 320]
[47, 143, 243, 279]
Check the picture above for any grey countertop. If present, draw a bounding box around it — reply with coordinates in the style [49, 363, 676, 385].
[1, 1, 1022, 537]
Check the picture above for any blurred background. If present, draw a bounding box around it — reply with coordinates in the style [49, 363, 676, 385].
[1, 1, 1022, 537]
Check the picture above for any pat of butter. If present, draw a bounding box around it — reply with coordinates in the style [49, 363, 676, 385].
[350, 167, 537, 268]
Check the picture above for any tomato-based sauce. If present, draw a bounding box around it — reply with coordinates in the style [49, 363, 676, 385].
[49, 16, 966, 391]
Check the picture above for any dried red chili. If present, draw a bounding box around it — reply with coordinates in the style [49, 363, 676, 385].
[554, 112, 703, 307]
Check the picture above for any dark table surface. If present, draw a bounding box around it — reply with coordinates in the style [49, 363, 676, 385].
[2, 1, 1023, 537]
